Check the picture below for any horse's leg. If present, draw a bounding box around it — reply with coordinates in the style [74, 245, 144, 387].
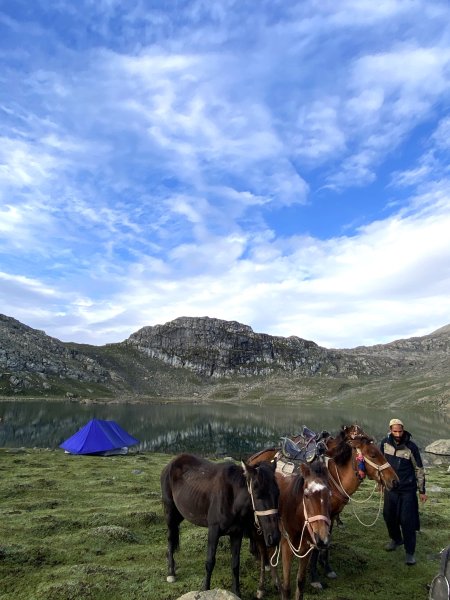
[255, 538, 280, 599]
[309, 548, 323, 590]
[319, 521, 336, 580]
[294, 554, 311, 600]
[256, 538, 267, 600]
[202, 525, 220, 591]
[229, 532, 243, 598]
[280, 538, 293, 600]
[267, 546, 281, 597]
[164, 501, 183, 583]
[318, 546, 337, 579]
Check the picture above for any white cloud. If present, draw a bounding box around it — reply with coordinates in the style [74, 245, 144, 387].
[1, 1, 450, 348]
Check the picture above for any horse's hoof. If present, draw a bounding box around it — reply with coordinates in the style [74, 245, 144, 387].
[327, 571, 337, 579]
[166, 575, 176, 583]
[310, 582, 323, 590]
[256, 590, 264, 599]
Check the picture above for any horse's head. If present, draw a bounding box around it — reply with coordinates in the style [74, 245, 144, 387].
[300, 460, 332, 549]
[346, 435, 399, 491]
[242, 459, 281, 548]
[342, 423, 366, 441]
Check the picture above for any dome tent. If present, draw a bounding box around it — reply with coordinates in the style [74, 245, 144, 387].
[60, 419, 139, 455]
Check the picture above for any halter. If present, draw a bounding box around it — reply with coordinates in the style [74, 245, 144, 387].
[279, 492, 331, 560]
[357, 450, 391, 476]
[247, 479, 278, 531]
[303, 496, 331, 542]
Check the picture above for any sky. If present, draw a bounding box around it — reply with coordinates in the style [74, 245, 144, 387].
[1, 0, 450, 349]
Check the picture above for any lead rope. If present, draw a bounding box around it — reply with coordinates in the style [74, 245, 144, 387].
[348, 486, 384, 527]
[275, 498, 330, 561]
[328, 451, 385, 527]
[329, 457, 379, 504]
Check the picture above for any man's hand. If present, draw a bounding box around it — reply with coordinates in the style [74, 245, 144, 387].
[419, 493, 428, 503]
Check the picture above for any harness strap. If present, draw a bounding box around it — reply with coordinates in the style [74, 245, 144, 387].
[247, 479, 278, 531]
[361, 454, 391, 471]
[303, 497, 331, 542]
[254, 508, 279, 517]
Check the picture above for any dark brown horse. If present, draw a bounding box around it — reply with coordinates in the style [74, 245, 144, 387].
[274, 460, 332, 600]
[161, 453, 281, 598]
[249, 424, 399, 592]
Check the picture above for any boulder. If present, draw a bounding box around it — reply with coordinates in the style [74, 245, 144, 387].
[176, 589, 240, 600]
[425, 439, 450, 456]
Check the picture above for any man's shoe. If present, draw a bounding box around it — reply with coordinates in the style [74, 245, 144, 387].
[385, 540, 403, 551]
[405, 554, 416, 565]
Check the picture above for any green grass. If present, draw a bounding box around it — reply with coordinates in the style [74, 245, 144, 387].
[0, 449, 449, 600]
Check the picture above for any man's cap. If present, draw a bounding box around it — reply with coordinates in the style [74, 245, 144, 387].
[389, 418, 404, 428]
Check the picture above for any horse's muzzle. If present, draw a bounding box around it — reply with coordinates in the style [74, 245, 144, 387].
[265, 530, 281, 548]
[314, 534, 329, 549]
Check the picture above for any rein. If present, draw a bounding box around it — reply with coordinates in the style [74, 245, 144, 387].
[326, 446, 385, 526]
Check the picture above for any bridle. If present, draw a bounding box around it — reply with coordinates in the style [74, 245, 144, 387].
[350, 438, 392, 484]
[357, 448, 391, 479]
[303, 495, 331, 543]
[247, 478, 279, 531]
[278, 482, 331, 560]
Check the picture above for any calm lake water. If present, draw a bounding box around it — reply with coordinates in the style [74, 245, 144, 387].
[0, 399, 448, 457]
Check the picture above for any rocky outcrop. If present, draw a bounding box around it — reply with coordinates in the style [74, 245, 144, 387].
[0, 314, 112, 393]
[125, 316, 450, 379]
[126, 316, 328, 377]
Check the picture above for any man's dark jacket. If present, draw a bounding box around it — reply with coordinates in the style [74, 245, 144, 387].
[380, 430, 426, 493]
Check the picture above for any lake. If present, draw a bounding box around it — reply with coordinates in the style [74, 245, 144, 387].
[0, 399, 448, 457]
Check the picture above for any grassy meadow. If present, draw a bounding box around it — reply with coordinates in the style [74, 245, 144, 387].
[0, 449, 449, 600]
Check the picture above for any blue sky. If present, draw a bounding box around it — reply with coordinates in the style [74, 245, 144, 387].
[1, 0, 450, 348]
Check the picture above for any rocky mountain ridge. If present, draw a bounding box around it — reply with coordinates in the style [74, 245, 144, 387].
[0, 314, 449, 403]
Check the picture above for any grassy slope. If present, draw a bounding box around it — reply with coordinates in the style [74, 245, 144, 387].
[1, 450, 449, 600]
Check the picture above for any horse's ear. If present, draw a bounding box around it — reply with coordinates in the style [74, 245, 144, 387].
[241, 460, 256, 478]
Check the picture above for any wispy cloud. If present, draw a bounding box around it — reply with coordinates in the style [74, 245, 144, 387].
[1, 0, 450, 347]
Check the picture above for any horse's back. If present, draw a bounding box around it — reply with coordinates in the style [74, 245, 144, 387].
[162, 453, 242, 528]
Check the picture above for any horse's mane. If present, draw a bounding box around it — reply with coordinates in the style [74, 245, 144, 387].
[309, 458, 328, 478]
[331, 429, 354, 466]
[256, 461, 276, 486]
[290, 459, 327, 496]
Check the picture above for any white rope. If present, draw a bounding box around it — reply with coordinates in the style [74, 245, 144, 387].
[330, 460, 379, 504]
[325, 451, 385, 527]
[270, 544, 280, 567]
[348, 485, 384, 527]
[281, 520, 315, 559]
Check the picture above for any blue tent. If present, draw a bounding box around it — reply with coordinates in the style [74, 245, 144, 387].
[60, 419, 139, 455]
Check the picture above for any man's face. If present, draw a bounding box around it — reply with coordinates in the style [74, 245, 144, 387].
[390, 425, 404, 442]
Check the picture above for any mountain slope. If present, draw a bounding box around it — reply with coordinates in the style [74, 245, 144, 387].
[0, 314, 449, 409]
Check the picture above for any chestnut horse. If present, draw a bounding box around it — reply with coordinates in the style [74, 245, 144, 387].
[249, 424, 398, 592]
[161, 453, 280, 598]
[275, 459, 332, 600]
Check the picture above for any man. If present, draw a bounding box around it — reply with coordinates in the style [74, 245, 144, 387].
[380, 418, 427, 566]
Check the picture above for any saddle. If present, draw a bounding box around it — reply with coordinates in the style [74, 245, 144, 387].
[276, 426, 329, 476]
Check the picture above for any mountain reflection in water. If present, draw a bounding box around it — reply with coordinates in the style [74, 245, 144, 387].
[0, 400, 448, 457]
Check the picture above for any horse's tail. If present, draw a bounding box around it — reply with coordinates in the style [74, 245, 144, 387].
[160, 463, 181, 552]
